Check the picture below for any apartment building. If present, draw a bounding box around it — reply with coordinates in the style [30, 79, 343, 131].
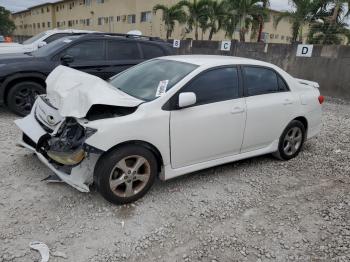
[11, 0, 303, 43]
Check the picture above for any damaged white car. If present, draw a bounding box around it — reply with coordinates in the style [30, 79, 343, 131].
[15, 55, 323, 204]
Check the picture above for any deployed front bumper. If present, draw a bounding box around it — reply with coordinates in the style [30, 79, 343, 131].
[14, 101, 99, 193]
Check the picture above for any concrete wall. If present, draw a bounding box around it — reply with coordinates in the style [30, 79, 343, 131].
[173, 40, 350, 99]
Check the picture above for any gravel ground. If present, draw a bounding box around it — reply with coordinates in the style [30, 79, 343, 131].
[0, 98, 350, 262]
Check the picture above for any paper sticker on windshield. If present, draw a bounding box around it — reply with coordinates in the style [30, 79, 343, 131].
[155, 80, 169, 97]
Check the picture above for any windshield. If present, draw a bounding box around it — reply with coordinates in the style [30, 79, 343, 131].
[23, 32, 47, 45]
[109, 59, 198, 101]
[31, 36, 80, 57]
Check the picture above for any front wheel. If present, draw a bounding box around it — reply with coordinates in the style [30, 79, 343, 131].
[94, 145, 158, 205]
[7, 81, 45, 116]
[273, 120, 306, 161]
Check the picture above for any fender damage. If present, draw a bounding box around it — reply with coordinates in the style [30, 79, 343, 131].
[15, 66, 142, 192]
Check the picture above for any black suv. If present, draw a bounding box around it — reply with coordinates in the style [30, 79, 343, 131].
[0, 33, 174, 116]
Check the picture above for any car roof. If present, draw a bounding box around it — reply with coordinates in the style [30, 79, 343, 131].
[159, 55, 275, 68]
[46, 29, 98, 34]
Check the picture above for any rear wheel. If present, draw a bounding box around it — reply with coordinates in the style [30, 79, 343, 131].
[273, 120, 306, 161]
[95, 145, 158, 205]
[7, 81, 45, 116]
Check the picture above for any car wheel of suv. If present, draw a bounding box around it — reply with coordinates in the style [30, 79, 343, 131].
[7, 81, 45, 116]
[95, 145, 158, 205]
[273, 120, 306, 161]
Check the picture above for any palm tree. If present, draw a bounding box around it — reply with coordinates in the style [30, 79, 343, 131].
[330, 0, 350, 24]
[153, 4, 187, 39]
[178, 0, 210, 40]
[257, 0, 270, 42]
[274, 0, 321, 43]
[204, 0, 228, 40]
[224, 0, 266, 42]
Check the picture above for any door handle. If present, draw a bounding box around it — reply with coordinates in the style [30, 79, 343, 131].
[231, 107, 245, 114]
[283, 99, 293, 105]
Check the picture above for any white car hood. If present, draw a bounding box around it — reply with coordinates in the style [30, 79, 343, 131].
[46, 66, 143, 118]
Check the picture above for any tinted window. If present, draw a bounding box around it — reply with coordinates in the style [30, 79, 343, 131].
[244, 67, 279, 96]
[44, 33, 71, 43]
[107, 41, 141, 60]
[278, 76, 289, 91]
[64, 40, 104, 61]
[181, 67, 239, 105]
[140, 43, 165, 59]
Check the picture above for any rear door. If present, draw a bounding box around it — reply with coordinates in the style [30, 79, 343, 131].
[104, 40, 143, 78]
[59, 39, 108, 79]
[241, 66, 299, 153]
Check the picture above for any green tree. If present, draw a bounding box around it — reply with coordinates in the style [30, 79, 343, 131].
[0, 6, 15, 36]
[329, 0, 350, 24]
[204, 0, 228, 40]
[224, 0, 266, 42]
[153, 4, 187, 39]
[178, 0, 209, 40]
[274, 0, 321, 43]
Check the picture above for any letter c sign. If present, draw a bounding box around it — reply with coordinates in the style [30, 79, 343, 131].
[221, 41, 231, 51]
[297, 44, 313, 57]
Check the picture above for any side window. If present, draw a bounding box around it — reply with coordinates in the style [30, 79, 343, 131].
[107, 41, 141, 60]
[181, 67, 239, 106]
[278, 75, 289, 91]
[63, 40, 104, 61]
[139, 43, 165, 59]
[44, 33, 71, 43]
[243, 67, 279, 96]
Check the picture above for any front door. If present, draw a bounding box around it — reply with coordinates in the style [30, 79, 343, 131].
[170, 67, 246, 169]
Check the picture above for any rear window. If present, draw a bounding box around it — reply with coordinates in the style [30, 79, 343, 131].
[107, 40, 141, 60]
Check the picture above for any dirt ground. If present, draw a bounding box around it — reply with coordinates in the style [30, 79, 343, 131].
[0, 98, 349, 262]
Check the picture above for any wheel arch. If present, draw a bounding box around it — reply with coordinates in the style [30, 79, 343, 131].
[293, 116, 308, 132]
[2, 73, 47, 105]
[98, 140, 164, 174]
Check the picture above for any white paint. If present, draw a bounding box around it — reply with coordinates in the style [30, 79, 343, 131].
[296, 44, 313, 57]
[173, 39, 181, 48]
[15, 55, 322, 194]
[220, 41, 231, 51]
[0, 29, 97, 54]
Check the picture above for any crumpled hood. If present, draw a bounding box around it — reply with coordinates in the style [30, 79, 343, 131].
[46, 66, 143, 118]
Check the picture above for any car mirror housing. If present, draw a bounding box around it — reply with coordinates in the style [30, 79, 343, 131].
[38, 41, 47, 48]
[61, 55, 74, 65]
[178, 92, 196, 108]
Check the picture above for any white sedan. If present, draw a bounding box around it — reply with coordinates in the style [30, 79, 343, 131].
[0, 29, 96, 54]
[15, 55, 323, 204]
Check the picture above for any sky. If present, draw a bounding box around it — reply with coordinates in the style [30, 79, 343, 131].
[0, 0, 292, 12]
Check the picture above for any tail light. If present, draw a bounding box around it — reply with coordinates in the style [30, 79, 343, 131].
[318, 95, 325, 104]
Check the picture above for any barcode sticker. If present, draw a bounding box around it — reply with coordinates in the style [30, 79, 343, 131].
[155, 80, 169, 97]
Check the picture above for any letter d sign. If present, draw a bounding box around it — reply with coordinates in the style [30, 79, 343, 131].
[297, 44, 313, 57]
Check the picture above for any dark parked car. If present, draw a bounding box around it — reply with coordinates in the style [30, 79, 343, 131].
[0, 33, 175, 115]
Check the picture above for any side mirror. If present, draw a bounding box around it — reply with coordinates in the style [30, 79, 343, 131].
[178, 92, 196, 108]
[38, 41, 47, 48]
[61, 54, 74, 65]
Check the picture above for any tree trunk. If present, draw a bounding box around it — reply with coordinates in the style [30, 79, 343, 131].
[292, 23, 300, 43]
[257, 1, 268, 42]
[195, 24, 199, 40]
[240, 28, 246, 42]
[331, 2, 341, 24]
[209, 28, 214, 40]
[166, 30, 171, 40]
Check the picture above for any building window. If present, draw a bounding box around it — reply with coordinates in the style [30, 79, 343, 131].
[84, 0, 92, 6]
[48, 22, 51, 28]
[141, 11, 152, 22]
[116, 16, 120, 22]
[86, 18, 91, 26]
[57, 22, 60, 27]
[42, 22, 45, 28]
[127, 14, 136, 24]
[109, 16, 114, 23]
[41, 8, 44, 13]
[47, 7, 50, 12]
[56, 6, 59, 12]
[97, 0, 105, 3]
[98, 17, 103, 25]
[68, 20, 73, 27]
[281, 35, 285, 40]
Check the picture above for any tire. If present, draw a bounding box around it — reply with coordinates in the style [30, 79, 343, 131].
[94, 145, 158, 205]
[273, 120, 306, 161]
[7, 81, 45, 116]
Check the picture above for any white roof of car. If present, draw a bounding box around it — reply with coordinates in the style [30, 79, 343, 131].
[161, 55, 274, 68]
[46, 29, 98, 34]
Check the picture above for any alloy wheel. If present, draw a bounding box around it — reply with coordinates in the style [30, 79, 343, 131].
[283, 127, 303, 156]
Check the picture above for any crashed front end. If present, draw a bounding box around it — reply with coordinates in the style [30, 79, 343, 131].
[15, 96, 102, 192]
